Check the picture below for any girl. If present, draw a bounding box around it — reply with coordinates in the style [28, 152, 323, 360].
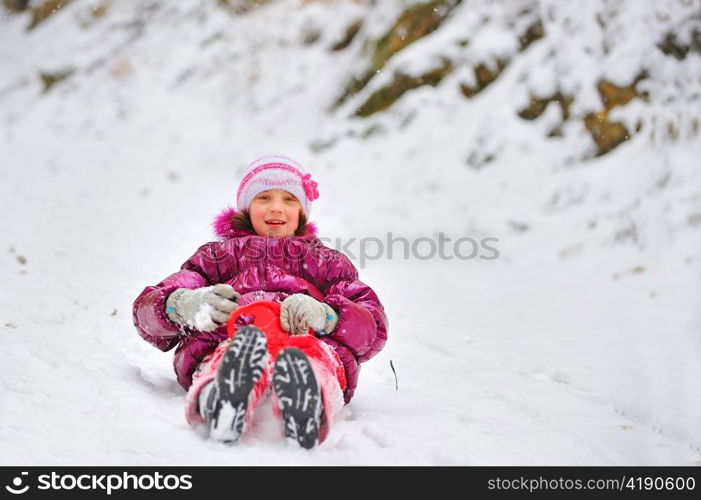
[132, 155, 388, 449]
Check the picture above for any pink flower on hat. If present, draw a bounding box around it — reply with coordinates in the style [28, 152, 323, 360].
[302, 173, 319, 201]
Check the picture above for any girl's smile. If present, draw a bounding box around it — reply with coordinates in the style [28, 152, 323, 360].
[249, 189, 301, 237]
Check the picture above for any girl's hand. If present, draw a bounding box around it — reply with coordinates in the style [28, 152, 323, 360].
[280, 294, 338, 336]
[166, 284, 240, 332]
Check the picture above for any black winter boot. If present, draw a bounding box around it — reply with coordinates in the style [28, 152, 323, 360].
[202, 326, 267, 443]
[272, 347, 322, 449]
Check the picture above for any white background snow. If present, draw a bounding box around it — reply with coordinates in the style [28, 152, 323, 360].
[1, 0, 700, 465]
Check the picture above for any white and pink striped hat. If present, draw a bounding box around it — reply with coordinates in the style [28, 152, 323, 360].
[236, 155, 319, 217]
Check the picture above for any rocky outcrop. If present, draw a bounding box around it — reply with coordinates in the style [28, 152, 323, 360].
[584, 73, 647, 156]
[333, 0, 462, 109]
[28, 0, 72, 30]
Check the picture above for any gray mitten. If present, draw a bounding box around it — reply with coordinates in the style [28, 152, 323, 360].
[280, 293, 338, 336]
[166, 284, 240, 332]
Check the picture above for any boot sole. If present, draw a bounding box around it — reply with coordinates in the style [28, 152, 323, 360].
[273, 347, 321, 449]
[206, 326, 267, 443]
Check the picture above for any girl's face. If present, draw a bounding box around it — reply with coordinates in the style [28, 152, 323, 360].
[249, 189, 301, 237]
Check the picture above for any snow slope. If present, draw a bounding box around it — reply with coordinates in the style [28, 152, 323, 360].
[1, 0, 700, 465]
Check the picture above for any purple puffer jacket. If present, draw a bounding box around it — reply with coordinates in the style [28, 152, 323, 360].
[132, 208, 388, 404]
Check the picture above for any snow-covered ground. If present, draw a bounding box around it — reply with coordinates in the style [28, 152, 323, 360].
[1, 0, 700, 465]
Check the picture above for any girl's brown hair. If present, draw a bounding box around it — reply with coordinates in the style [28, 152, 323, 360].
[231, 209, 308, 236]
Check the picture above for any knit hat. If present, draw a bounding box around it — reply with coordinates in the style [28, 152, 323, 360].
[236, 155, 319, 217]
